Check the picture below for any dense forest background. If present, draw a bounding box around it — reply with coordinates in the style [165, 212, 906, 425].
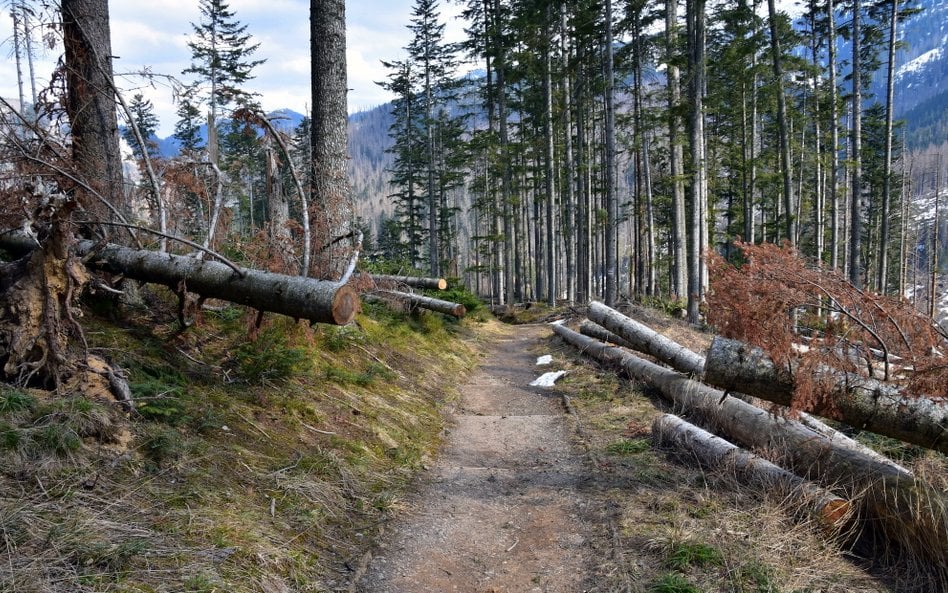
[5, 0, 947, 322]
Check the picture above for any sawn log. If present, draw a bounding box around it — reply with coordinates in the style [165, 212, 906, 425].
[653, 413, 850, 526]
[370, 274, 448, 290]
[80, 240, 359, 325]
[553, 323, 948, 579]
[374, 289, 466, 318]
[587, 301, 705, 374]
[704, 336, 948, 455]
[582, 306, 912, 476]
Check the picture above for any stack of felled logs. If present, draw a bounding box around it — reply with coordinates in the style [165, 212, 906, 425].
[363, 274, 466, 318]
[556, 302, 948, 581]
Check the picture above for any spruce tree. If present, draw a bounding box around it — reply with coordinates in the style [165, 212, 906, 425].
[173, 92, 204, 155]
[183, 0, 264, 162]
[122, 93, 160, 160]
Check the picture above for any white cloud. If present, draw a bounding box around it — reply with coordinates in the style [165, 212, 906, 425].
[0, 0, 468, 136]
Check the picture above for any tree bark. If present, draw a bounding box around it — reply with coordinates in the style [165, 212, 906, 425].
[553, 324, 948, 579]
[704, 336, 948, 455]
[310, 0, 354, 280]
[587, 305, 912, 476]
[370, 274, 447, 291]
[653, 414, 851, 527]
[603, 0, 618, 305]
[372, 289, 465, 318]
[64, 240, 359, 325]
[588, 301, 705, 374]
[579, 320, 634, 350]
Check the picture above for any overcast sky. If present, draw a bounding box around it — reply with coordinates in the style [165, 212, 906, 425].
[1, 0, 466, 136]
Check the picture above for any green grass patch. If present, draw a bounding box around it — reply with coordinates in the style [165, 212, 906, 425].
[234, 324, 309, 383]
[605, 438, 651, 455]
[665, 540, 724, 571]
[0, 389, 36, 415]
[650, 573, 701, 593]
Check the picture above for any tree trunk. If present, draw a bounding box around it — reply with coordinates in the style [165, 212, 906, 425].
[588, 301, 705, 374]
[587, 305, 912, 475]
[265, 144, 295, 271]
[767, 0, 796, 243]
[310, 0, 353, 280]
[579, 320, 634, 350]
[543, 4, 557, 307]
[849, 0, 864, 287]
[62, 0, 125, 216]
[666, 0, 687, 299]
[371, 289, 465, 318]
[554, 324, 948, 579]
[877, 0, 899, 294]
[686, 0, 708, 323]
[370, 274, 447, 290]
[603, 0, 618, 306]
[704, 336, 948, 455]
[57, 240, 359, 325]
[654, 413, 851, 526]
[828, 0, 841, 270]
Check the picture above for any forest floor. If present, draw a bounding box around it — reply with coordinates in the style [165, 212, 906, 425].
[0, 293, 938, 593]
[352, 308, 911, 593]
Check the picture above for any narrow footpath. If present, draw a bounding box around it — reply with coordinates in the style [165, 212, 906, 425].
[354, 323, 598, 592]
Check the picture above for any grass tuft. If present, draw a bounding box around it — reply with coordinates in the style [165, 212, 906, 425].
[650, 573, 701, 593]
[605, 437, 651, 455]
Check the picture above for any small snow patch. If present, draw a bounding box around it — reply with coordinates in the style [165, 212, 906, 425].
[549, 318, 566, 325]
[530, 370, 568, 387]
[536, 355, 553, 366]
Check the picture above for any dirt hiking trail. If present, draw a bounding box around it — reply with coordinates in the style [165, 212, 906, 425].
[354, 323, 603, 593]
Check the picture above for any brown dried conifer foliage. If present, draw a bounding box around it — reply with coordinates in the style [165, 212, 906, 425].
[706, 242, 948, 406]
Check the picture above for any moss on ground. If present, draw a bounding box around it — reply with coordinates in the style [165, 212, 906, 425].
[0, 285, 481, 592]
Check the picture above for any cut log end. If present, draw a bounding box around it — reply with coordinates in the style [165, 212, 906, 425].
[818, 498, 852, 527]
[436, 278, 448, 290]
[331, 286, 361, 325]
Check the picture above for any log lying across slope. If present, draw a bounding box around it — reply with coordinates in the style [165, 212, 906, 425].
[372, 289, 466, 318]
[77, 240, 360, 325]
[653, 413, 851, 526]
[704, 336, 948, 455]
[370, 274, 448, 291]
[553, 323, 948, 578]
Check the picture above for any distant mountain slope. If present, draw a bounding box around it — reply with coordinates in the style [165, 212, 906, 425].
[829, 0, 948, 147]
[347, 104, 396, 240]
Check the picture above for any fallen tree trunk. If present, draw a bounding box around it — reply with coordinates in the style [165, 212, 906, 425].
[554, 323, 948, 579]
[579, 320, 634, 350]
[653, 413, 851, 527]
[82, 241, 358, 325]
[374, 289, 465, 318]
[588, 301, 705, 374]
[0, 233, 360, 325]
[370, 274, 447, 291]
[705, 336, 948, 455]
[584, 309, 912, 477]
